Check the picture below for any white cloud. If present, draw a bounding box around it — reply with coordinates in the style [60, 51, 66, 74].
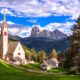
[0, 22, 74, 37]
[0, 0, 78, 37]
[7, 21, 15, 24]
[27, 19, 37, 23]
[45, 22, 75, 35]
[0, 20, 15, 24]
[19, 22, 74, 37]
[19, 27, 32, 37]
[0, 20, 3, 23]
[0, 7, 16, 16]
[0, 0, 80, 18]
[9, 28, 20, 35]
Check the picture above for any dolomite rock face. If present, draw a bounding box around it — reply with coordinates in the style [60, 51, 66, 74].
[31, 26, 67, 40]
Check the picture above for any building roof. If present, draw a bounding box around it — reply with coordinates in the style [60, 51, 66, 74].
[43, 58, 59, 67]
[7, 41, 19, 55]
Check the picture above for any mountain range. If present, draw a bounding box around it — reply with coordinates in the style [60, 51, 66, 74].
[8, 26, 70, 53]
[31, 26, 67, 40]
[20, 37, 70, 53]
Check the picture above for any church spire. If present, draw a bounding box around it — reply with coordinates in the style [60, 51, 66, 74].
[3, 7, 6, 23]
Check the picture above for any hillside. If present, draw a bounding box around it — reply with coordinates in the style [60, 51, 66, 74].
[0, 59, 80, 80]
[20, 37, 70, 53]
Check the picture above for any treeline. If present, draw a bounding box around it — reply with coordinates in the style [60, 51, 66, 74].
[23, 45, 59, 63]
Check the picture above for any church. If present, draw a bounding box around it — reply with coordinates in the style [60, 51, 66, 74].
[0, 8, 26, 64]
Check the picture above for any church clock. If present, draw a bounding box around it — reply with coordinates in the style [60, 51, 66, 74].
[4, 31, 7, 36]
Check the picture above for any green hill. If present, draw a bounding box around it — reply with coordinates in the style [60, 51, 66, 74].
[0, 59, 80, 80]
[0, 59, 21, 73]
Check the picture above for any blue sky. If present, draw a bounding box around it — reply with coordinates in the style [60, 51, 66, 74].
[0, 0, 80, 37]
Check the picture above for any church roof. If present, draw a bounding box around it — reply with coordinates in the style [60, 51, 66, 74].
[7, 41, 19, 55]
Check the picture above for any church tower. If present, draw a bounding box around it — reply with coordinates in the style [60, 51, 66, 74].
[1, 8, 8, 59]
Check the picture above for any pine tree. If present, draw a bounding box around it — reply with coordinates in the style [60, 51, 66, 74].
[30, 48, 37, 61]
[37, 50, 46, 63]
[49, 49, 58, 58]
[65, 16, 80, 74]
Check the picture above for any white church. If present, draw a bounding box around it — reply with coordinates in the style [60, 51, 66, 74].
[0, 8, 26, 64]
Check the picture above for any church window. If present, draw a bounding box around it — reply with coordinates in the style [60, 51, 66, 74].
[18, 53, 20, 55]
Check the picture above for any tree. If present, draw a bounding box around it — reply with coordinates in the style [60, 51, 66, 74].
[37, 50, 46, 63]
[65, 16, 80, 74]
[22, 45, 32, 60]
[49, 49, 58, 58]
[25, 50, 32, 60]
[30, 48, 37, 61]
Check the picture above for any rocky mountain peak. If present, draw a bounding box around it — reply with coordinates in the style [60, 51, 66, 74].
[31, 26, 40, 37]
[30, 27, 67, 40]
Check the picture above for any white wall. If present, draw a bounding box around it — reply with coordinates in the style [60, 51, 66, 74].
[2, 27, 8, 59]
[13, 42, 25, 60]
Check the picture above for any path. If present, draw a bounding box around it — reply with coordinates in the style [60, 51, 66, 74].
[11, 64, 66, 75]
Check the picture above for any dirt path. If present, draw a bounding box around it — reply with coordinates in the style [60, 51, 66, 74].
[12, 64, 66, 75]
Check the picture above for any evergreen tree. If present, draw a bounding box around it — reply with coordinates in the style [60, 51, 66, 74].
[49, 49, 58, 58]
[25, 50, 32, 60]
[65, 16, 80, 74]
[30, 48, 37, 61]
[22, 45, 32, 59]
[37, 50, 46, 63]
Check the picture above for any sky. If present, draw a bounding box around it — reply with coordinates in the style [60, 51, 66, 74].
[0, 0, 80, 37]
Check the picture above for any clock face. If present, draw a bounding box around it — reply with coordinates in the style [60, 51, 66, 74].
[4, 32, 7, 36]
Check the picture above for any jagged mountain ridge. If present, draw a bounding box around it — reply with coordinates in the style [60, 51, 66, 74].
[30, 26, 67, 40]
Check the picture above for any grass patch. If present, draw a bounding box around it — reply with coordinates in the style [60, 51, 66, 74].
[0, 59, 21, 73]
[20, 62, 41, 70]
[0, 60, 80, 80]
[48, 68, 65, 73]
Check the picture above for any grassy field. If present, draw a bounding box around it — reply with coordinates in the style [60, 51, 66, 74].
[0, 60, 80, 80]
[20, 62, 41, 70]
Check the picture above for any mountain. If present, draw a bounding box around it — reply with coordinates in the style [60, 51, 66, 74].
[7, 26, 69, 53]
[6, 33, 70, 53]
[23, 27, 69, 53]
[30, 26, 67, 40]
[50, 29, 67, 40]
[20, 37, 70, 53]
[9, 35, 21, 41]
[31, 26, 40, 37]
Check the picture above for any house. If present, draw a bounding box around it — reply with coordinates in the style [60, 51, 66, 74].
[0, 8, 26, 64]
[40, 58, 59, 70]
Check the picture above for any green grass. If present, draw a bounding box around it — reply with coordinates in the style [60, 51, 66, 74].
[0, 60, 80, 80]
[0, 59, 21, 73]
[20, 62, 65, 73]
[48, 68, 65, 73]
[20, 62, 41, 70]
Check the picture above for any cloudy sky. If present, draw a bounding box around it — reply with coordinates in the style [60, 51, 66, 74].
[0, 0, 80, 37]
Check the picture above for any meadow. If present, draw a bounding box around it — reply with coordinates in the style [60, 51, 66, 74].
[0, 60, 80, 80]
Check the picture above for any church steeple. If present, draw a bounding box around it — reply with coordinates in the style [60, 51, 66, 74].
[3, 7, 6, 23]
[1, 7, 8, 59]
